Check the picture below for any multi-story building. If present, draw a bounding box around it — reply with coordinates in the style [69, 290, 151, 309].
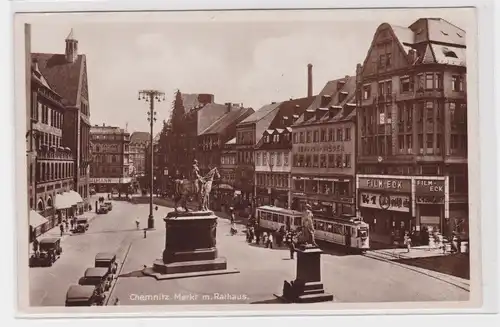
[290, 76, 357, 217]
[32, 29, 92, 213]
[234, 102, 282, 208]
[129, 131, 150, 177]
[197, 103, 254, 174]
[217, 137, 238, 210]
[254, 96, 315, 208]
[29, 59, 77, 236]
[89, 124, 131, 194]
[355, 18, 468, 244]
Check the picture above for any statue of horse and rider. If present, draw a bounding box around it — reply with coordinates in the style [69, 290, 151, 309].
[173, 159, 221, 212]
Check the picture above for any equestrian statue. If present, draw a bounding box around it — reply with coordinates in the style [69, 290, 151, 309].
[173, 159, 221, 212]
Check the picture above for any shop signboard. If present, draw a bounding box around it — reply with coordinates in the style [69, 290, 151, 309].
[415, 179, 445, 195]
[89, 178, 120, 184]
[359, 192, 410, 212]
[420, 215, 440, 225]
[358, 177, 411, 193]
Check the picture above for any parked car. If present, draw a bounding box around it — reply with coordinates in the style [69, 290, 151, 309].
[95, 252, 118, 276]
[104, 201, 113, 211]
[79, 267, 112, 292]
[65, 284, 104, 306]
[98, 205, 109, 214]
[74, 217, 90, 233]
[29, 237, 62, 267]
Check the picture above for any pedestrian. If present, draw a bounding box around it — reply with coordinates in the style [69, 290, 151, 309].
[255, 226, 261, 245]
[287, 232, 296, 259]
[65, 220, 69, 232]
[144, 229, 147, 238]
[135, 218, 140, 230]
[229, 207, 235, 224]
[114, 298, 120, 305]
[32, 238, 39, 255]
[70, 219, 74, 231]
[59, 223, 64, 236]
[404, 231, 412, 253]
[267, 232, 273, 249]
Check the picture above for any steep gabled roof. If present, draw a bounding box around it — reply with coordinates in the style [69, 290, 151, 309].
[31, 53, 84, 107]
[200, 107, 255, 135]
[239, 102, 282, 125]
[130, 131, 150, 143]
[424, 18, 466, 46]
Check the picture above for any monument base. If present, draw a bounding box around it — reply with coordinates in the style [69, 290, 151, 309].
[275, 245, 334, 303]
[145, 210, 240, 280]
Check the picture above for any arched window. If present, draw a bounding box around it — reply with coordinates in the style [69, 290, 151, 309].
[46, 196, 53, 208]
[37, 198, 45, 211]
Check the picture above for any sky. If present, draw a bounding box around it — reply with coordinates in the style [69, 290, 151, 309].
[27, 8, 472, 134]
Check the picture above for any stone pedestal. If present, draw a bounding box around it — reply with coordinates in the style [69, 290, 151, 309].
[144, 210, 239, 280]
[276, 245, 333, 303]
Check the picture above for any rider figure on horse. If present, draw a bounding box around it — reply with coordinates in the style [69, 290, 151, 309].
[192, 159, 204, 201]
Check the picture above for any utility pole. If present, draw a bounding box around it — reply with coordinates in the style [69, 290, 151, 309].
[138, 89, 165, 229]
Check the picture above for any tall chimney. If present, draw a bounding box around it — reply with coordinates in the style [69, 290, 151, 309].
[307, 63, 313, 97]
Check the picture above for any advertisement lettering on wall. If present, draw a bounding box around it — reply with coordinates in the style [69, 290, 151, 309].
[358, 177, 411, 193]
[415, 180, 445, 195]
[359, 192, 410, 213]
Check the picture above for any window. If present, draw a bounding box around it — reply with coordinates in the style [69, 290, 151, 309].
[299, 132, 305, 143]
[401, 76, 410, 92]
[452, 75, 463, 92]
[313, 130, 319, 142]
[436, 73, 443, 89]
[337, 129, 343, 141]
[276, 152, 282, 166]
[344, 154, 351, 168]
[418, 134, 424, 154]
[313, 154, 319, 168]
[425, 73, 434, 89]
[284, 153, 289, 166]
[320, 154, 327, 168]
[426, 101, 434, 122]
[305, 155, 311, 167]
[263, 152, 267, 166]
[386, 81, 392, 95]
[344, 127, 351, 141]
[336, 154, 342, 168]
[363, 85, 371, 99]
[426, 134, 434, 154]
[328, 154, 335, 168]
[398, 135, 404, 153]
[443, 48, 458, 58]
[256, 153, 261, 166]
[306, 131, 312, 143]
[293, 133, 298, 144]
[378, 82, 385, 95]
[379, 54, 386, 69]
[320, 129, 326, 142]
[386, 53, 392, 67]
[328, 129, 334, 141]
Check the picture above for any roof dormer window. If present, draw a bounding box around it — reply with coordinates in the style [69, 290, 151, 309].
[441, 30, 449, 36]
[442, 47, 458, 58]
[456, 32, 463, 38]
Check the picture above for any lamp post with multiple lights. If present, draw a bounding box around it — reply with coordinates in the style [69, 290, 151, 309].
[138, 89, 165, 229]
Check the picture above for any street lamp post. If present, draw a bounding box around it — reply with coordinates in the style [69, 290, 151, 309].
[138, 89, 165, 229]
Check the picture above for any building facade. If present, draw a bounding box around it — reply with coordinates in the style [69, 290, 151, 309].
[290, 77, 357, 217]
[254, 97, 315, 208]
[217, 137, 238, 210]
[129, 131, 150, 177]
[89, 125, 131, 194]
[32, 29, 92, 212]
[355, 18, 468, 244]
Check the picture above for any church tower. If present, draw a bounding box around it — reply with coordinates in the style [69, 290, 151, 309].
[65, 28, 78, 63]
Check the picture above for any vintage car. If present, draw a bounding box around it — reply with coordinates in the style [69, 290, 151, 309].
[95, 252, 118, 275]
[104, 201, 113, 211]
[97, 205, 109, 214]
[65, 284, 104, 306]
[79, 267, 112, 292]
[29, 237, 62, 267]
[74, 217, 90, 233]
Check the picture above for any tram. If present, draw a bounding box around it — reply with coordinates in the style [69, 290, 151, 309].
[256, 205, 370, 252]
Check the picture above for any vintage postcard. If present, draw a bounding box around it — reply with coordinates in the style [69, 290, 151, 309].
[13, 7, 482, 316]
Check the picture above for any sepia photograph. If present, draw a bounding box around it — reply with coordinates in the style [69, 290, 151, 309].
[12, 6, 483, 315]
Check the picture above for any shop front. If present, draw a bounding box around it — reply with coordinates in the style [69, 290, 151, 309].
[415, 178, 446, 236]
[357, 176, 412, 245]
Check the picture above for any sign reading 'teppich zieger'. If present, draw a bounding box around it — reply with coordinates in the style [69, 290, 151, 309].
[358, 177, 411, 193]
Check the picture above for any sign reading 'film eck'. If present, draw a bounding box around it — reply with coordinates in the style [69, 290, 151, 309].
[358, 177, 412, 193]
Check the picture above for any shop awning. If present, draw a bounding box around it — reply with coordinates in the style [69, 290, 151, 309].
[29, 210, 48, 228]
[54, 193, 75, 209]
[68, 190, 84, 203]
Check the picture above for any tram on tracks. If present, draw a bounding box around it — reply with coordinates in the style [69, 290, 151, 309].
[256, 205, 370, 252]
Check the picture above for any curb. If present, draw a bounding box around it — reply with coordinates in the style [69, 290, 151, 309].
[363, 251, 470, 292]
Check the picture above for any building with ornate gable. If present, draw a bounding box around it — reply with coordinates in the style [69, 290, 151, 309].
[31, 29, 92, 215]
[355, 18, 468, 244]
